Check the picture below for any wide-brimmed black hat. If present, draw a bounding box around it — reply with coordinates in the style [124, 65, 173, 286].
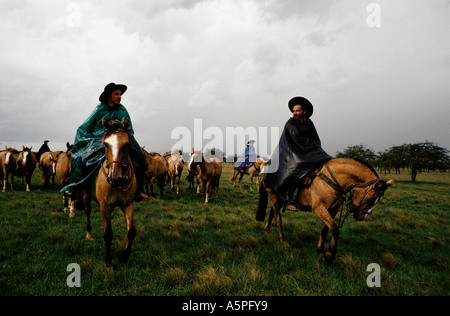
[288, 96, 313, 117]
[99, 83, 127, 103]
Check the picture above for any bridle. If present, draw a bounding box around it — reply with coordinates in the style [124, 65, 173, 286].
[318, 163, 384, 227]
[101, 129, 133, 191]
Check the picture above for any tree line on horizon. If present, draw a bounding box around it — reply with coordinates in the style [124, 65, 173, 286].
[4, 140, 448, 183]
[335, 141, 450, 182]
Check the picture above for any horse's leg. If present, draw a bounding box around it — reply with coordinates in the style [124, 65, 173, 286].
[100, 203, 113, 267]
[68, 196, 75, 218]
[204, 180, 210, 205]
[63, 192, 69, 213]
[2, 172, 6, 192]
[238, 172, 244, 189]
[10, 172, 14, 190]
[44, 172, 49, 186]
[176, 175, 180, 194]
[84, 194, 94, 240]
[119, 204, 136, 263]
[196, 178, 200, 195]
[215, 178, 219, 198]
[249, 174, 254, 192]
[268, 194, 287, 243]
[317, 223, 329, 255]
[150, 176, 156, 197]
[26, 173, 31, 191]
[264, 207, 274, 233]
[314, 205, 339, 263]
[170, 174, 175, 191]
[231, 170, 237, 188]
[273, 202, 287, 244]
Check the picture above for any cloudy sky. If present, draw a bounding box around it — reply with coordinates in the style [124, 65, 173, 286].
[1, 0, 449, 158]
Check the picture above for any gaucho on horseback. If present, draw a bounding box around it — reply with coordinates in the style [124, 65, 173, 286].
[263, 96, 332, 211]
[61, 83, 148, 202]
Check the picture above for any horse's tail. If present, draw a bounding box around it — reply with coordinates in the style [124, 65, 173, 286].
[256, 181, 268, 221]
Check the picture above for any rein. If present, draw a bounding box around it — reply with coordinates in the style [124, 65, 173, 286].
[101, 158, 133, 191]
[318, 163, 382, 228]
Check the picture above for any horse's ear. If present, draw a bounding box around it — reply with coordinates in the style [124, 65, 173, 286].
[385, 179, 396, 187]
[102, 118, 109, 129]
[124, 118, 130, 131]
[23, 146, 25, 150]
[66, 142, 70, 149]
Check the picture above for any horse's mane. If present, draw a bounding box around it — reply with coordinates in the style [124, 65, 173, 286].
[352, 158, 379, 178]
[103, 120, 129, 139]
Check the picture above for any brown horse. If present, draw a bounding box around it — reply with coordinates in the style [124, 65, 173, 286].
[231, 157, 268, 192]
[82, 118, 137, 266]
[56, 143, 74, 217]
[167, 152, 184, 194]
[142, 149, 168, 197]
[188, 149, 222, 205]
[0, 147, 17, 192]
[17, 146, 37, 191]
[256, 158, 395, 263]
[40, 151, 61, 186]
[186, 163, 201, 194]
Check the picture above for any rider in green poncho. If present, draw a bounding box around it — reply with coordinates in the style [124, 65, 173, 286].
[61, 83, 148, 201]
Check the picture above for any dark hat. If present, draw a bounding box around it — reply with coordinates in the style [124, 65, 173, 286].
[99, 83, 127, 103]
[288, 96, 313, 117]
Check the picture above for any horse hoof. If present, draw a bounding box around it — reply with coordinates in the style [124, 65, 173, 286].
[323, 252, 335, 264]
[118, 252, 130, 263]
[85, 232, 94, 241]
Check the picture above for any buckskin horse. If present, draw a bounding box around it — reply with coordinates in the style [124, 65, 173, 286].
[231, 157, 268, 192]
[142, 149, 168, 197]
[167, 152, 184, 194]
[56, 143, 74, 216]
[17, 146, 37, 192]
[0, 147, 17, 192]
[39, 151, 61, 186]
[256, 158, 395, 263]
[188, 149, 222, 205]
[81, 118, 137, 267]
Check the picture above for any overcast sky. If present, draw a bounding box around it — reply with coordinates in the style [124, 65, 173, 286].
[1, 0, 449, 157]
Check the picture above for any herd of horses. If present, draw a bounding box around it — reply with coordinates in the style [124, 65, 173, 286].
[1, 119, 395, 266]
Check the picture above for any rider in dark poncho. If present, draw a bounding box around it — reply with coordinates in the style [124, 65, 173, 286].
[263, 97, 332, 211]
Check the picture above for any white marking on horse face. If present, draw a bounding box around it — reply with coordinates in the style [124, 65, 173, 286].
[188, 155, 194, 171]
[23, 152, 29, 166]
[52, 162, 56, 174]
[105, 134, 119, 161]
[5, 152, 11, 164]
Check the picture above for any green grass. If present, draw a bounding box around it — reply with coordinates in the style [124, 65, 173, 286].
[0, 164, 448, 295]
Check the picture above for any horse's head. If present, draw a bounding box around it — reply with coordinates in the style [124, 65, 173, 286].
[171, 153, 184, 175]
[20, 146, 33, 167]
[102, 118, 131, 188]
[188, 149, 203, 171]
[350, 178, 396, 221]
[4, 147, 16, 167]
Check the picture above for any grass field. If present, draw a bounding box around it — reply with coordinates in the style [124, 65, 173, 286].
[0, 162, 448, 296]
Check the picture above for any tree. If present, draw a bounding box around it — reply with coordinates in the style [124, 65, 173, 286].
[400, 142, 449, 182]
[335, 144, 377, 165]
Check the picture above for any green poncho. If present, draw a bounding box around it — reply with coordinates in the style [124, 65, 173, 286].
[61, 103, 145, 193]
